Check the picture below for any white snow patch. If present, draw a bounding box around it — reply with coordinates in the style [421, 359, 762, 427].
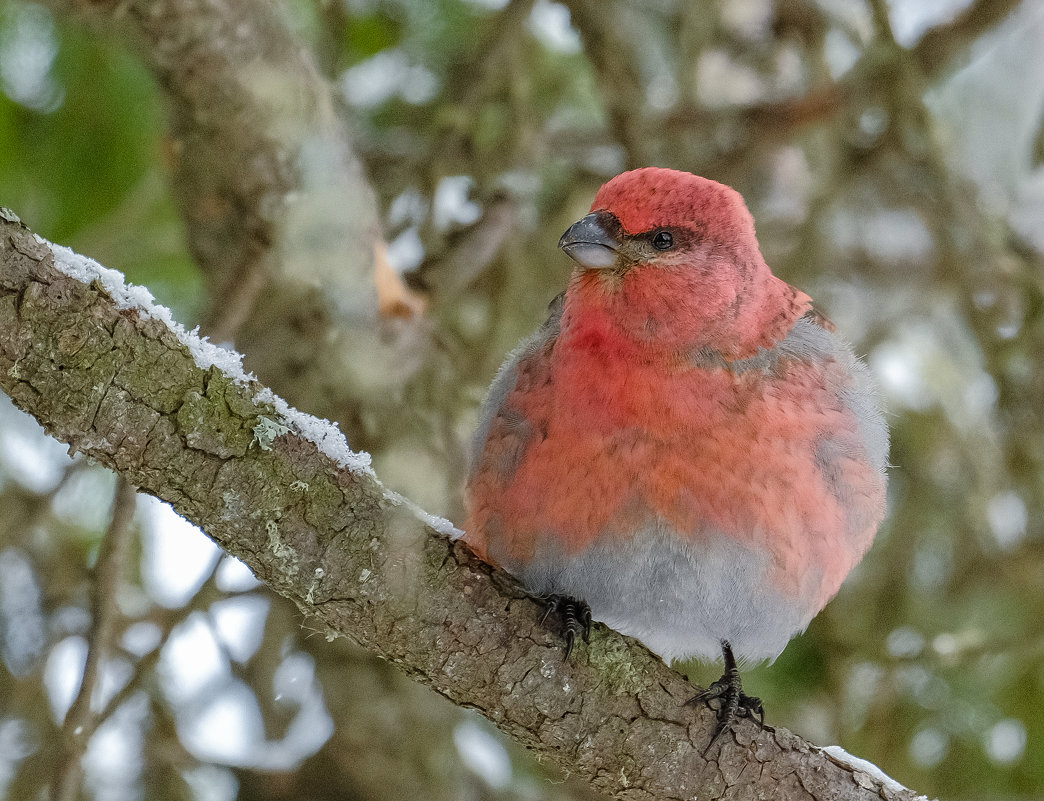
[422, 510, 463, 539]
[50, 244, 253, 381]
[45, 237, 458, 537]
[821, 745, 927, 798]
[251, 387, 374, 476]
[48, 240, 377, 476]
[385, 489, 463, 540]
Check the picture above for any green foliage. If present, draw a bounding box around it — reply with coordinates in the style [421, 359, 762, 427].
[0, 2, 201, 318]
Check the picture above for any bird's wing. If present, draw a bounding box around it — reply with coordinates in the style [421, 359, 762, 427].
[802, 304, 837, 333]
[466, 293, 564, 485]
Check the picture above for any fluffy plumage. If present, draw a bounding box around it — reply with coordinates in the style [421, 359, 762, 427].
[464, 167, 888, 665]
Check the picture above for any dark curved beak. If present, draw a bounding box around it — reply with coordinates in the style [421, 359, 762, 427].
[558, 210, 624, 270]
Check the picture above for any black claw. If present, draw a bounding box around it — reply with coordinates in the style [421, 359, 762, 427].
[686, 640, 772, 754]
[577, 603, 592, 643]
[542, 595, 592, 660]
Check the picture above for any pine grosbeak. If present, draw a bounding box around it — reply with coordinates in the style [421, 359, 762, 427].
[464, 167, 889, 741]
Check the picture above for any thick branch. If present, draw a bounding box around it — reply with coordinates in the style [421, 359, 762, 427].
[0, 214, 925, 801]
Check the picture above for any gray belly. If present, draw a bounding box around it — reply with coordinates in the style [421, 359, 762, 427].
[503, 522, 818, 664]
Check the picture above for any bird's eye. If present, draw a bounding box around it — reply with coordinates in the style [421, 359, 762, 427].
[652, 230, 673, 251]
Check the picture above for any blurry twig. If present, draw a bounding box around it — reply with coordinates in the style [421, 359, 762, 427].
[45, 556, 232, 798]
[657, 0, 1022, 175]
[201, 232, 273, 344]
[866, 0, 897, 42]
[913, 0, 1028, 78]
[51, 478, 138, 801]
[416, 194, 520, 300]
[561, 0, 649, 167]
[662, 84, 848, 143]
[97, 563, 227, 719]
[427, 0, 537, 184]
[449, 0, 537, 111]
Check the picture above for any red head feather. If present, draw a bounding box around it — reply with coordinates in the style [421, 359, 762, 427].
[572, 167, 811, 357]
[592, 167, 757, 248]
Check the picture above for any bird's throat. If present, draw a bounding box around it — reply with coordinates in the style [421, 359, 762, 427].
[564, 262, 812, 360]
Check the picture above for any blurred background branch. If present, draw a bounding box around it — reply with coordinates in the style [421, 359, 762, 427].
[51, 478, 137, 801]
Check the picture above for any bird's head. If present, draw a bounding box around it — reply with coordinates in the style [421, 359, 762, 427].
[558, 167, 810, 357]
[559, 167, 759, 275]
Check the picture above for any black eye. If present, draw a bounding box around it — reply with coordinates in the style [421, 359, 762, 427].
[652, 230, 673, 250]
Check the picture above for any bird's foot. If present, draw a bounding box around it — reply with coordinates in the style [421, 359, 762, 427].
[540, 595, 591, 660]
[687, 640, 773, 754]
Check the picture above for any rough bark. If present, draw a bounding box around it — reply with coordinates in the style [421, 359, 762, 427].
[0, 214, 926, 801]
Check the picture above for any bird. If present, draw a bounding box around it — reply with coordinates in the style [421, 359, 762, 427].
[462, 167, 889, 746]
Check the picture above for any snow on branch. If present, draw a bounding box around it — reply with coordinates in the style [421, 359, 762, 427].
[0, 211, 925, 801]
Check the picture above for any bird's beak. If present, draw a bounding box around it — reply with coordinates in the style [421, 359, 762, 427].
[558, 211, 624, 270]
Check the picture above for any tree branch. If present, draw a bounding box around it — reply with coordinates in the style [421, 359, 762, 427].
[912, 0, 1026, 78]
[655, 0, 1022, 173]
[51, 477, 138, 801]
[0, 212, 926, 801]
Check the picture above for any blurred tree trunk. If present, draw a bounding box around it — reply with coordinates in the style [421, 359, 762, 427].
[45, 0, 430, 445]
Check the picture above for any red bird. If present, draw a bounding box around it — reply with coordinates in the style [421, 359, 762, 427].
[463, 167, 888, 741]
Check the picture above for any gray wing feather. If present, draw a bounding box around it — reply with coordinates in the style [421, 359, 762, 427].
[467, 294, 564, 481]
[785, 316, 889, 473]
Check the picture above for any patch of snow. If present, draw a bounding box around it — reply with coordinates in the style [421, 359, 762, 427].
[48, 240, 379, 477]
[385, 489, 464, 540]
[46, 236, 458, 538]
[251, 387, 374, 476]
[821, 745, 927, 799]
[50, 244, 253, 383]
